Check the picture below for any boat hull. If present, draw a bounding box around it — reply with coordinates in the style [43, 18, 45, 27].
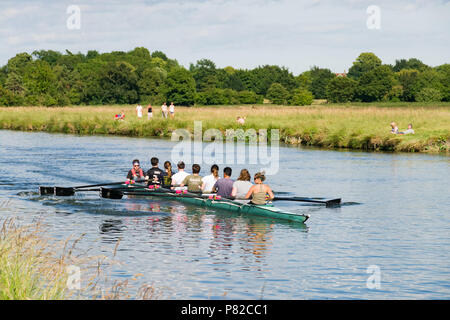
[117, 185, 309, 223]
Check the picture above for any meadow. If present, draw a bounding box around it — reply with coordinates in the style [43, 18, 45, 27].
[0, 102, 449, 153]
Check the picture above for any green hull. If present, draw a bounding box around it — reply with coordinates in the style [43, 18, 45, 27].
[119, 186, 309, 223]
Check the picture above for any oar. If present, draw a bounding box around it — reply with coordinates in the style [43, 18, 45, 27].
[273, 196, 341, 207]
[40, 180, 147, 196]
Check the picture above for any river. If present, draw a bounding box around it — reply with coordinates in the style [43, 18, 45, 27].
[0, 130, 449, 299]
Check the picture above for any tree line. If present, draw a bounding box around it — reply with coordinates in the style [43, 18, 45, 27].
[0, 48, 448, 107]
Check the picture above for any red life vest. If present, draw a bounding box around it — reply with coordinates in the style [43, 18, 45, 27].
[131, 168, 144, 178]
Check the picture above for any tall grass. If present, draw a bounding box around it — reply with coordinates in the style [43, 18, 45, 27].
[0, 216, 162, 300]
[0, 103, 449, 153]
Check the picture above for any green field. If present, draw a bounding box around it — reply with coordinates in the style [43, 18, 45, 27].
[0, 103, 449, 153]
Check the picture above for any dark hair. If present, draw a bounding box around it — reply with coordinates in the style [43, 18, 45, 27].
[192, 164, 201, 174]
[254, 171, 266, 182]
[177, 161, 185, 169]
[211, 164, 219, 179]
[132, 159, 140, 165]
[237, 169, 251, 181]
[164, 161, 172, 177]
[223, 167, 232, 177]
[151, 157, 159, 166]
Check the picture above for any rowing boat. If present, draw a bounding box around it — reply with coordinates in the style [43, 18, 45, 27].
[108, 185, 309, 223]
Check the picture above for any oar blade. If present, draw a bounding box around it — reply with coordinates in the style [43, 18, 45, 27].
[325, 198, 341, 207]
[100, 187, 124, 199]
[54, 187, 75, 196]
[39, 186, 55, 196]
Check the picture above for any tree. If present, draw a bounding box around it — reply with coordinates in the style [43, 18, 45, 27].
[396, 69, 421, 101]
[6, 53, 33, 73]
[436, 64, 450, 101]
[290, 88, 313, 106]
[357, 65, 394, 102]
[98, 61, 139, 104]
[32, 50, 63, 65]
[393, 58, 430, 72]
[266, 83, 290, 105]
[308, 66, 335, 99]
[416, 88, 442, 102]
[326, 77, 358, 103]
[190, 59, 219, 91]
[162, 68, 196, 106]
[348, 52, 382, 79]
[238, 90, 262, 104]
[138, 67, 167, 103]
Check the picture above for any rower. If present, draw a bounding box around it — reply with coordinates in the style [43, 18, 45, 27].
[145, 157, 166, 186]
[171, 161, 190, 187]
[245, 172, 274, 205]
[212, 167, 234, 198]
[163, 161, 173, 188]
[179, 164, 203, 193]
[127, 159, 145, 182]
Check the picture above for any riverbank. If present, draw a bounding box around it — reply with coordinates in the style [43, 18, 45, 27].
[0, 103, 449, 153]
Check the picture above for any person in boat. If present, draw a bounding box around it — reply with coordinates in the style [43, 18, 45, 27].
[171, 161, 190, 187]
[180, 164, 203, 193]
[231, 169, 253, 199]
[201, 164, 220, 193]
[145, 157, 166, 186]
[245, 172, 274, 205]
[212, 167, 234, 198]
[126, 159, 145, 181]
[163, 161, 173, 187]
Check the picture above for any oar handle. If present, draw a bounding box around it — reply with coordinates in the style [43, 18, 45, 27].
[75, 179, 147, 189]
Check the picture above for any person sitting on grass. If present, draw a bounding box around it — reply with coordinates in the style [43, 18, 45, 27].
[115, 110, 126, 121]
[402, 123, 415, 135]
[390, 122, 399, 134]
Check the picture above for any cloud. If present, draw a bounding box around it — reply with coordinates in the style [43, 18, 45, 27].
[0, 0, 449, 73]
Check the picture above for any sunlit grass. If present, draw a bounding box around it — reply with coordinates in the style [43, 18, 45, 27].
[0, 103, 449, 153]
[0, 216, 162, 300]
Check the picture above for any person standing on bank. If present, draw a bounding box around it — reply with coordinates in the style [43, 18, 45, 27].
[161, 102, 168, 119]
[169, 102, 175, 119]
[136, 104, 143, 119]
[147, 104, 153, 120]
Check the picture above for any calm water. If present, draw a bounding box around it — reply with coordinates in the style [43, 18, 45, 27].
[0, 130, 449, 299]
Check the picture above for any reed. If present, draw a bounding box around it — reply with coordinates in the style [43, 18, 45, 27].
[0, 103, 449, 153]
[0, 216, 162, 300]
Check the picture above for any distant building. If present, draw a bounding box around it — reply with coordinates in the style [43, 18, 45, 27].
[335, 70, 347, 77]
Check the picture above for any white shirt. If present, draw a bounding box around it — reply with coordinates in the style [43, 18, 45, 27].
[136, 105, 143, 117]
[171, 171, 190, 185]
[233, 180, 253, 199]
[202, 174, 219, 193]
[162, 104, 168, 112]
[169, 104, 175, 113]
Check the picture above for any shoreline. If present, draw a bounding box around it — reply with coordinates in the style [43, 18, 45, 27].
[0, 104, 449, 154]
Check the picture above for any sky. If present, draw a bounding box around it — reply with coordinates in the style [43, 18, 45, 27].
[0, 0, 449, 74]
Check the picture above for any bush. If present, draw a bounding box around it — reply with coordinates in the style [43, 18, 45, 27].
[416, 87, 443, 102]
[266, 83, 290, 105]
[326, 77, 358, 103]
[290, 88, 313, 105]
[238, 90, 262, 104]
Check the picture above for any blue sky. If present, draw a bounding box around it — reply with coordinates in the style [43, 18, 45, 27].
[1, 0, 449, 74]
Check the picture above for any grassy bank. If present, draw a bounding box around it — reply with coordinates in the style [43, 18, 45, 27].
[0, 216, 161, 300]
[0, 219, 72, 299]
[0, 103, 449, 153]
